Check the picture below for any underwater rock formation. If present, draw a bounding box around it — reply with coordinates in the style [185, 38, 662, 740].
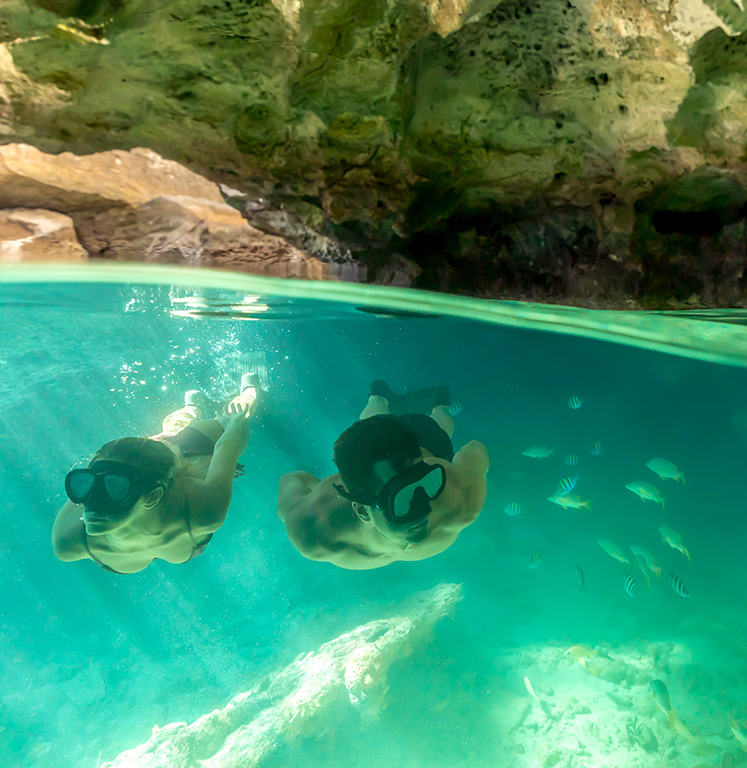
[2, 0, 747, 304]
[99, 582, 462, 768]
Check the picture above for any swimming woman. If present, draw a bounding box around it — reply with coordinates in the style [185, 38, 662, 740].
[52, 377, 258, 574]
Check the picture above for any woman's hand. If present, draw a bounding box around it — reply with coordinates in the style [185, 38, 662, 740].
[220, 403, 252, 455]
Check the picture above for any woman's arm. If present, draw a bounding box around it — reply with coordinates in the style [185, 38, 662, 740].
[51, 500, 89, 561]
[184, 406, 252, 533]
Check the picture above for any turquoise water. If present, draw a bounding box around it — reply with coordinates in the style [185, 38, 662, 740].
[1, 267, 747, 768]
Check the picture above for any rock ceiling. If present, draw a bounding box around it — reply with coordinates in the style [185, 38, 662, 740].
[2, 0, 747, 306]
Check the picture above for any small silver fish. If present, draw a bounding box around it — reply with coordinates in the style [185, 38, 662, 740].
[448, 401, 464, 417]
[590, 441, 602, 456]
[669, 572, 691, 600]
[565, 454, 580, 467]
[528, 553, 542, 569]
[623, 574, 636, 597]
[554, 474, 579, 496]
[568, 395, 583, 410]
[575, 563, 585, 590]
[504, 502, 524, 516]
[522, 445, 554, 458]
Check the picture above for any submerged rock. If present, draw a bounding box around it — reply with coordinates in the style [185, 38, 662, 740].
[99, 583, 462, 768]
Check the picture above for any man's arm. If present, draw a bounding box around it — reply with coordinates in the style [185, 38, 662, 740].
[452, 440, 490, 476]
[51, 500, 88, 562]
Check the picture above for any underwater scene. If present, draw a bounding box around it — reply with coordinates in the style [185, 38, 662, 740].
[1, 267, 747, 768]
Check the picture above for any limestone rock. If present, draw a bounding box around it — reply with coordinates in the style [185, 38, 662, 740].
[99, 583, 462, 768]
[0, 143, 223, 212]
[0, 207, 86, 261]
[80, 194, 332, 278]
[4, 0, 747, 304]
[0, 143, 359, 277]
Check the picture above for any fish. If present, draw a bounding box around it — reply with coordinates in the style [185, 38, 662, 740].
[448, 401, 464, 417]
[524, 675, 540, 701]
[650, 679, 676, 729]
[728, 716, 747, 751]
[659, 524, 690, 561]
[633, 556, 652, 588]
[623, 574, 636, 597]
[522, 445, 554, 458]
[554, 474, 578, 496]
[523, 675, 554, 718]
[625, 481, 665, 508]
[547, 494, 592, 510]
[564, 644, 599, 676]
[669, 572, 692, 600]
[597, 538, 629, 564]
[575, 563, 585, 590]
[565, 453, 580, 467]
[590, 440, 602, 456]
[630, 545, 663, 578]
[527, 553, 542, 569]
[568, 395, 583, 409]
[646, 457, 685, 484]
[504, 502, 524, 516]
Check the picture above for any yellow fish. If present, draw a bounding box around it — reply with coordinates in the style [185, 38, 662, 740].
[651, 679, 676, 729]
[630, 544, 663, 578]
[564, 644, 599, 675]
[547, 494, 592, 510]
[728, 715, 747, 751]
[626, 481, 665, 509]
[597, 538, 629, 564]
[646, 458, 685, 484]
[659, 524, 691, 561]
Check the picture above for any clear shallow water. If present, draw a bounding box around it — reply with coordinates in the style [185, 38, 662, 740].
[1, 265, 746, 768]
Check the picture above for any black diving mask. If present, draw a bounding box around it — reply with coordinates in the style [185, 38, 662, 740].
[335, 462, 446, 526]
[65, 460, 164, 514]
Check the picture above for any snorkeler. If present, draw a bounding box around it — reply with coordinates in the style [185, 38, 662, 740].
[52, 375, 259, 574]
[277, 382, 489, 570]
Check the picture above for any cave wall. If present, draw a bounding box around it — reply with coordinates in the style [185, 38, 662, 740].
[2, 0, 747, 306]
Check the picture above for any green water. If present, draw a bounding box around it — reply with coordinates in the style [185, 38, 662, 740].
[1, 264, 746, 768]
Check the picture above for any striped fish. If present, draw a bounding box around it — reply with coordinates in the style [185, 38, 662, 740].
[528, 553, 542, 569]
[565, 454, 580, 467]
[568, 395, 584, 410]
[555, 474, 578, 496]
[590, 440, 602, 456]
[623, 574, 636, 597]
[575, 563, 585, 590]
[504, 502, 524, 516]
[669, 572, 691, 600]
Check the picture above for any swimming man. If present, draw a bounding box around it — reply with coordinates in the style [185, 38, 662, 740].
[277, 383, 489, 569]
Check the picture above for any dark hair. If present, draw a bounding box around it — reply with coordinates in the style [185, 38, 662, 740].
[333, 415, 420, 500]
[91, 438, 176, 484]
